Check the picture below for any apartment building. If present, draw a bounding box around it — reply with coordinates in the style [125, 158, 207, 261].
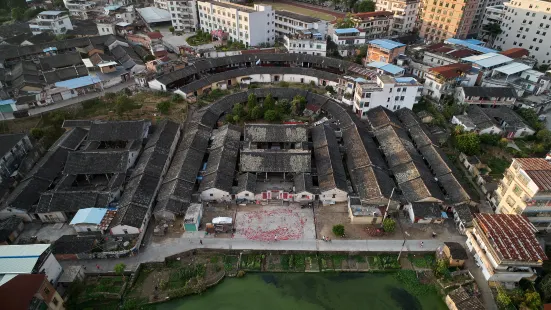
[418, 0, 479, 42]
[496, 158, 551, 231]
[275, 10, 328, 38]
[284, 32, 327, 56]
[480, 4, 505, 41]
[351, 11, 393, 39]
[29, 11, 73, 35]
[375, 0, 419, 35]
[353, 75, 422, 117]
[154, 0, 169, 10]
[423, 63, 478, 101]
[366, 39, 406, 63]
[64, 0, 96, 20]
[493, 0, 551, 64]
[169, 0, 198, 32]
[197, 2, 275, 47]
[466, 213, 547, 283]
[470, 0, 505, 35]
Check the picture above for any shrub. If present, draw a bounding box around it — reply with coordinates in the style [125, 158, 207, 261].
[325, 85, 336, 94]
[157, 101, 172, 114]
[332, 224, 345, 237]
[278, 81, 290, 88]
[383, 218, 396, 233]
[236, 270, 246, 278]
[264, 110, 278, 121]
[30, 128, 44, 139]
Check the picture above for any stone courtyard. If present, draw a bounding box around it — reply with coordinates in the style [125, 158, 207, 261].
[234, 204, 316, 241]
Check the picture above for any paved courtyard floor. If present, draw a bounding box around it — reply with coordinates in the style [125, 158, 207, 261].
[16, 222, 75, 244]
[234, 204, 316, 241]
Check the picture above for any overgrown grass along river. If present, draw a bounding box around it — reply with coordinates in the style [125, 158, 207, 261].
[156, 272, 446, 310]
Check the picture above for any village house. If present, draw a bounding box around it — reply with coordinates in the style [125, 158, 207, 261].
[405, 202, 446, 224]
[439, 242, 469, 268]
[452, 204, 474, 235]
[0, 274, 65, 310]
[466, 213, 547, 283]
[235, 173, 257, 202]
[445, 286, 485, 310]
[0, 244, 63, 285]
[347, 196, 383, 224]
[0, 134, 32, 186]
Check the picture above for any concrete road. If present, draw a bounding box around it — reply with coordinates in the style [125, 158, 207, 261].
[60, 235, 443, 273]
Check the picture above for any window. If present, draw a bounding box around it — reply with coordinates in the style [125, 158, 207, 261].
[44, 287, 51, 295]
[123, 229, 128, 234]
[210, 193, 214, 196]
[52, 298, 59, 306]
[513, 185, 523, 196]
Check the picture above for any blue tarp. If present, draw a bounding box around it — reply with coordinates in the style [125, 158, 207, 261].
[394, 77, 417, 84]
[334, 28, 360, 34]
[444, 38, 497, 54]
[368, 39, 405, 50]
[54, 75, 101, 89]
[368, 61, 405, 75]
[464, 39, 484, 45]
[0, 99, 15, 106]
[70, 208, 108, 225]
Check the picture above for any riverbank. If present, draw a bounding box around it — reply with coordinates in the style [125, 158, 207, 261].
[67, 249, 476, 309]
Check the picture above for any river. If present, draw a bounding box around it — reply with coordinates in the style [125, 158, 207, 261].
[156, 273, 446, 310]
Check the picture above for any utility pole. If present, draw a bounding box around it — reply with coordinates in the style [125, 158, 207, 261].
[381, 187, 395, 227]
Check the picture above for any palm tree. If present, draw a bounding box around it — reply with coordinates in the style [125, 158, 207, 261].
[482, 23, 503, 47]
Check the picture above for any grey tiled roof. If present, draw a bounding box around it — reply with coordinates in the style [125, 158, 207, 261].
[3, 177, 51, 211]
[236, 173, 257, 194]
[62, 120, 92, 128]
[64, 151, 129, 175]
[119, 173, 161, 208]
[27, 147, 69, 182]
[88, 120, 150, 142]
[39, 52, 83, 70]
[294, 173, 314, 194]
[199, 125, 241, 193]
[110, 203, 148, 229]
[244, 124, 308, 143]
[367, 106, 403, 130]
[395, 108, 420, 128]
[35, 191, 111, 213]
[50, 127, 88, 151]
[438, 172, 471, 205]
[163, 148, 204, 184]
[418, 144, 453, 177]
[0, 133, 26, 157]
[350, 166, 394, 202]
[240, 149, 311, 173]
[144, 120, 181, 154]
[410, 202, 442, 218]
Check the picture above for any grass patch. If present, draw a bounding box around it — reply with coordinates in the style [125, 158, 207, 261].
[485, 156, 511, 177]
[241, 254, 263, 271]
[395, 270, 438, 296]
[408, 254, 436, 269]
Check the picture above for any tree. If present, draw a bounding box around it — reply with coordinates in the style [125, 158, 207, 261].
[455, 132, 481, 155]
[540, 274, 551, 301]
[157, 101, 171, 114]
[482, 23, 503, 46]
[291, 95, 307, 116]
[115, 95, 138, 116]
[434, 259, 449, 278]
[263, 94, 276, 111]
[479, 133, 501, 146]
[332, 224, 345, 237]
[24, 8, 43, 20]
[53, 0, 64, 8]
[169, 26, 175, 33]
[539, 64, 550, 73]
[325, 85, 336, 95]
[537, 129, 551, 144]
[144, 54, 156, 62]
[518, 108, 545, 131]
[264, 109, 278, 121]
[496, 287, 512, 309]
[233, 103, 245, 118]
[11, 7, 24, 20]
[355, 0, 375, 12]
[382, 218, 396, 233]
[521, 291, 542, 310]
[114, 263, 126, 280]
[335, 13, 355, 28]
[276, 99, 291, 116]
[246, 93, 257, 119]
[251, 105, 263, 120]
[30, 128, 44, 139]
[346, 0, 359, 10]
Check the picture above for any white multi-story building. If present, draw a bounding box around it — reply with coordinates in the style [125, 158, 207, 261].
[470, 0, 505, 35]
[375, 0, 419, 35]
[169, 0, 198, 32]
[64, 0, 96, 20]
[353, 75, 422, 118]
[197, 1, 275, 47]
[481, 4, 505, 38]
[29, 11, 73, 35]
[423, 63, 478, 101]
[494, 0, 551, 64]
[275, 10, 328, 38]
[154, 0, 169, 10]
[466, 213, 547, 283]
[284, 32, 327, 56]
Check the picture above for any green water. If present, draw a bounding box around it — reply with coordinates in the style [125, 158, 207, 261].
[156, 273, 446, 310]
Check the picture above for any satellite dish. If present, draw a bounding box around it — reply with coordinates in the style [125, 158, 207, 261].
[123, 241, 129, 247]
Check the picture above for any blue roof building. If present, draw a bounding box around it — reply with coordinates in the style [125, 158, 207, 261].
[367, 61, 405, 76]
[444, 38, 497, 54]
[368, 39, 406, 50]
[70, 208, 108, 226]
